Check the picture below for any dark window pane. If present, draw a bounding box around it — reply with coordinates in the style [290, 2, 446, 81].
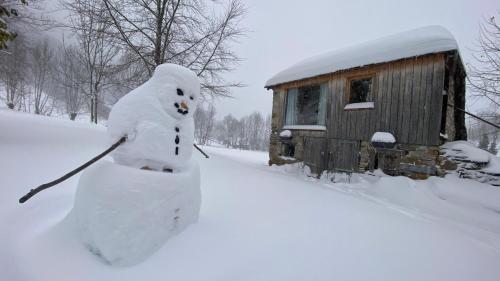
[349, 78, 372, 103]
[296, 85, 320, 125]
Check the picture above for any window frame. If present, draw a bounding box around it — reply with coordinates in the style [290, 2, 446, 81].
[345, 73, 376, 111]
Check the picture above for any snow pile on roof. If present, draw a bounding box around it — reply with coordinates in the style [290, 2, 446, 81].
[371, 132, 396, 143]
[266, 25, 459, 87]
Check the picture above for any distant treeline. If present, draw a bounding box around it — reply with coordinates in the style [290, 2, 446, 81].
[194, 104, 271, 152]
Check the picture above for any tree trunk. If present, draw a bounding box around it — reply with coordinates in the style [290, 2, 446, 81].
[93, 95, 98, 124]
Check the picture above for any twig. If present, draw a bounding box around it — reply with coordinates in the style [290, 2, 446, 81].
[193, 144, 209, 158]
[19, 136, 127, 204]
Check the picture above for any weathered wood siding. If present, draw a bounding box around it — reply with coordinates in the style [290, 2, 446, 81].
[326, 54, 446, 146]
[303, 137, 327, 173]
[326, 139, 360, 172]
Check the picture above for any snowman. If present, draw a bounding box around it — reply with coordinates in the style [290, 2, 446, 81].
[71, 63, 202, 266]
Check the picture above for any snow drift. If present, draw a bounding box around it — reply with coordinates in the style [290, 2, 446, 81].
[2, 110, 500, 281]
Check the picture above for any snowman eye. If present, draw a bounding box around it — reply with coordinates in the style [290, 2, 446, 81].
[190, 96, 194, 100]
[177, 88, 184, 96]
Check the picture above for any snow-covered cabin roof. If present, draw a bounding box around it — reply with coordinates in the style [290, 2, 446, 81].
[265, 26, 460, 88]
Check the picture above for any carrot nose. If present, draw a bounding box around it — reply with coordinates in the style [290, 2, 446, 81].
[180, 102, 188, 110]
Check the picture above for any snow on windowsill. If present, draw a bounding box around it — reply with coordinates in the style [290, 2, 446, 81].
[344, 102, 374, 110]
[283, 125, 326, 131]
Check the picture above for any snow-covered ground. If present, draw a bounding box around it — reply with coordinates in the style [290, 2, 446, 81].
[1, 109, 500, 281]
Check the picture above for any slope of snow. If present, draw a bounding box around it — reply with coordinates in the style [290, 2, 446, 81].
[1, 110, 500, 281]
[265, 26, 459, 87]
[442, 141, 491, 164]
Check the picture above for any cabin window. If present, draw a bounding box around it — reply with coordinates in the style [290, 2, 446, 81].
[348, 77, 373, 104]
[285, 84, 327, 126]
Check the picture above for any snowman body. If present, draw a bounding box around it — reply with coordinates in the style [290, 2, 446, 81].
[72, 64, 202, 266]
[107, 63, 200, 171]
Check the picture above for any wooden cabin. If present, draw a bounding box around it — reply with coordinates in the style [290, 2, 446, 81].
[265, 26, 466, 179]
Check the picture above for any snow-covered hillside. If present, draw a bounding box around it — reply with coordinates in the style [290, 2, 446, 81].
[1, 109, 500, 281]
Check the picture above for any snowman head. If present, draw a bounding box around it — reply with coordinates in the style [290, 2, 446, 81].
[150, 63, 200, 120]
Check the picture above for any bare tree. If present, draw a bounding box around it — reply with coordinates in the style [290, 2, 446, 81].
[194, 102, 217, 145]
[246, 112, 264, 150]
[263, 113, 271, 151]
[202, 103, 216, 144]
[220, 114, 239, 147]
[30, 38, 55, 115]
[468, 14, 500, 107]
[194, 103, 207, 144]
[99, 0, 246, 97]
[0, 34, 28, 108]
[51, 44, 87, 120]
[62, 0, 120, 123]
[212, 112, 271, 151]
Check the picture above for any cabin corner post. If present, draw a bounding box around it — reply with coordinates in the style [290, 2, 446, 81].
[269, 88, 289, 166]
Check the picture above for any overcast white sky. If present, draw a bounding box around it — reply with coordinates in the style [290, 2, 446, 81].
[213, 0, 498, 119]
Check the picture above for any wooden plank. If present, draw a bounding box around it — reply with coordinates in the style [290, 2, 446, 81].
[328, 80, 338, 138]
[368, 66, 381, 138]
[375, 67, 386, 132]
[325, 81, 331, 130]
[408, 59, 422, 144]
[389, 61, 401, 135]
[328, 139, 360, 172]
[326, 80, 333, 136]
[383, 62, 394, 132]
[337, 76, 344, 138]
[340, 75, 348, 139]
[429, 55, 446, 145]
[333, 77, 342, 138]
[353, 108, 361, 140]
[360, 106, 367, 139]
[328, 138, 338, 170]
[422, 57, 435, 144]
[303, 137, 327, 174]
[396, 59, 407, 142]
[417, 58, 428, 144]
[403, 59, 415, 144]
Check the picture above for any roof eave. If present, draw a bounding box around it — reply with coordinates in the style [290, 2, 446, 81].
[264, 50, 459, 90]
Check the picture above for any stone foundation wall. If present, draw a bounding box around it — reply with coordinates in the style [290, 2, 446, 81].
[271, 134, 445, 179]
[358, 141, 443, 179]
[269, 130, 326, 166]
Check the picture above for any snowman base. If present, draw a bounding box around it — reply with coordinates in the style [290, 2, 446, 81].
[72, 160, 201, 266]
